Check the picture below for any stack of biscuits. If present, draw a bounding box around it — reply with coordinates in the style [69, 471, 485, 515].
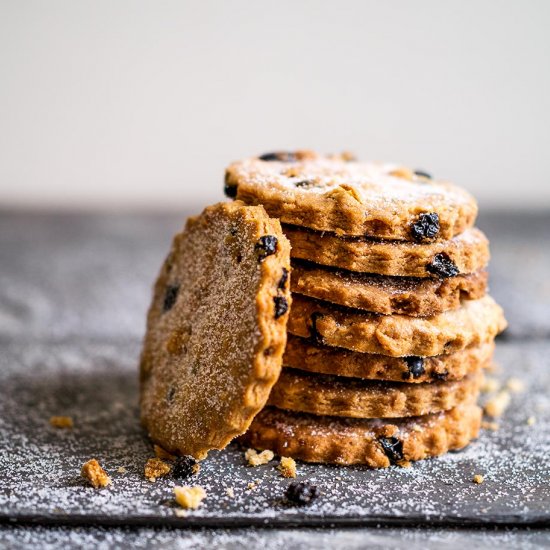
[226, 151, 507, 467]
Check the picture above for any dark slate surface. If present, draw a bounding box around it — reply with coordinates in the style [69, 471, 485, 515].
[0, 210, 549, 537]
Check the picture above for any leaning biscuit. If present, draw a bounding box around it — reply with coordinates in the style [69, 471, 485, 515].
[140, 201, 291, 459]
[240, 403, 482, 467]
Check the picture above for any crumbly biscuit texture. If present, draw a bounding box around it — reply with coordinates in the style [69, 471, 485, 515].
[269, 368, 482, 418]
[288, 294, 507, 357]
[291, 261, 488, 316]
[285, 226, 489, 277]
[226, 152, 477, 241]
[81, 459, 111, 488]
[241, 404, 482, 466]
[140, 201, 291, 459]
[284, 335, 494, 382]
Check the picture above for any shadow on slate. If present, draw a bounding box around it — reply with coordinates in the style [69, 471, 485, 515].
[0, 210, 549, 528]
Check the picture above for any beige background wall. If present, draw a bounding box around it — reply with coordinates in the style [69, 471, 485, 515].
[0, 0, 549, 210]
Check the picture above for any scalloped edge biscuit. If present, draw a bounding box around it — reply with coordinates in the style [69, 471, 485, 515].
[288, 294, 507, 357]
[283, 335, 494, 382]
[140, 201, 291, 459]
[284, 226, 489, 277]
[226, 152, 477, 241]
[268, 368, 482, 418]
[240, 403, 482, 466]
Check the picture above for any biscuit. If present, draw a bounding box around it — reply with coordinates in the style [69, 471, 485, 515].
[288, 294, 507, 357]
[284, 225, 489, 277]
[283, 335, 494, 382]
[226, 151, 477, 241]
[291, 261, 488, 316]
[240, 403, 482, 466]
[140, 201, 291, 459]
[268, 368, 482, 418]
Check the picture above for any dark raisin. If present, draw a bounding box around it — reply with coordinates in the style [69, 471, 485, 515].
[426, 253, 459, 278]
[255, 235, 278, 261]
[163, 284, 180, 312]
[378, 436, 404, 464]
[259, 152, 296, 162]
[308, 312, 324, 344]
[432, 371, 449, 381]
[414, 169, 432, 179]
[166, 387, 176, 402]
[278, 268, 289, 290]
[274, 296, 289, 319]
[224, 183, 238, 198]
[402, 356, 425, 380]
[294, 180, 315, 188]
[411, 212, 440, 242]
[285, 481, 320, 505]
[172, 456, 197, 479]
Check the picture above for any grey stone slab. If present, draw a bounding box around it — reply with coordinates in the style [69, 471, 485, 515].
[1, 524, 549, 550]
[0, 338, 548, 528]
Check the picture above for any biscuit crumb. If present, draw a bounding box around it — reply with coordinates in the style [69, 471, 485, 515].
[484, 390, 511, 418]
[174, 509, 188, 518]
[174, 486, 206, 510]
[398, 460, 412, 469]
[278, 456, 297, 478]
[192, 463, 201, 475]
[245, 448, 274, 466]
[247, 481, 260, 490]
[49, 416, 73, 429]
[81, 459, 111, 488]
[481, 377, 500, 394]
[144, 458, 171, 482]
[481, 420, 500, 431]
[389, 167, 414, 180]
[154, 444, 176, 462]
[226, 487, 235, 498]
[527, 416, 536, 426]
[117, 466, 127, 474]
[473, 474, 484, 484]
[506, 377, 526, 393]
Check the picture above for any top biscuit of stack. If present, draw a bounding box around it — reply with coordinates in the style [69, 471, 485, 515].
[225, 150, 478, 241]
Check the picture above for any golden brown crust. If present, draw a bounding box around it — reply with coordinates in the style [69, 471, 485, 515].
[284, 226, 490, 277]
[283, 335, 494, 382]
[288, 294, 507, 357]
[291, 261, 488, 316]
[240, 404, 482, 466]
[269, 368, 482, 418]
[226, 152, 477, 241]
[140, 201, 291, 459]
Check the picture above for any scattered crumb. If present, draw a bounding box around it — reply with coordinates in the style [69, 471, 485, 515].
[81, 459, 111, 488]
[473, 474, 484, 484]
[527, 416, 536, 426]
[173, 486, 206, 510]
[398, 460, 412, 469]
[244, 448, 274, 466]
[174, 509, 188, 518]
[154, 444, 176, 462]
[278, 456, 297, 478]
[484, 390, 511, 418]
[481, 377, 501, 394]
[49, 416, 73, 429]
[506, 377, 526, 393]
[247, 481, 260, 491]
[117, 466, 127, 474]
[192, 463, 201, 475]
[389, 167, 414, 180]
[144, 458, 171, 482]
[225, 487, 235, 498]
[481, 420, 500, 431]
